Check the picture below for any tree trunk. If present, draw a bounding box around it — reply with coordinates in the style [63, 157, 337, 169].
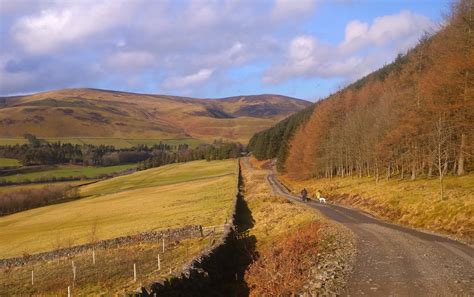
[411, 162, 416, 180]
[457, 133, 466, 175]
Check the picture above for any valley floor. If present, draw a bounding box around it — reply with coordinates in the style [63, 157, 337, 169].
[0, 159, 237, 295]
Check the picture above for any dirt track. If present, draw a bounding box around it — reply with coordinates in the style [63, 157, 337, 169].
[264, 166, 474, 296]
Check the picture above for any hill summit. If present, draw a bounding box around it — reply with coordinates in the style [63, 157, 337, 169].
[0, 88, 310, 143]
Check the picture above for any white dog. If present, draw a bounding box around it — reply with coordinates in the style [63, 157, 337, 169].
[319, 197, 327, 204]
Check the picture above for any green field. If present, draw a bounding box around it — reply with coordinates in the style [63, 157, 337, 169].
[0, 137, 202, 149]
[0, 157, 21, 168]
[0, 164, 136, 183]
[0, 159, 237, 258]
[0, 181, 94, 194]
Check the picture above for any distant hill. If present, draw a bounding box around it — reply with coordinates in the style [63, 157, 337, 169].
[0, 88, 310, 143]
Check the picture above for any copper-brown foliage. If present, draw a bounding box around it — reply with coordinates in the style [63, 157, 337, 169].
[285, 0, 473, 179]
[245, 222, 321, 296]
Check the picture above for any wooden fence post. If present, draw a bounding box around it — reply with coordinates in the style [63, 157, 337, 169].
[71, 261, 76, 283]
[68, 285, 71, 297]
[157, 254, 161, 271]
[31, 270, 34, 285]
[92, 250, 96, 265]
[162, 238, 165, 253]
[133, 263, 137, 282]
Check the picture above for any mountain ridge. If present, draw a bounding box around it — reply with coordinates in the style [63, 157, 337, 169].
[0, 88, 310, 143]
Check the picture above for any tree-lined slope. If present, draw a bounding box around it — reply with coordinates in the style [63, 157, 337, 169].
[0, 89, 310, 143]
[253, 0, 473, 181]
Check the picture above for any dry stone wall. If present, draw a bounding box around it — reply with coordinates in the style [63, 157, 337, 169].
[0, 225, 203, 267]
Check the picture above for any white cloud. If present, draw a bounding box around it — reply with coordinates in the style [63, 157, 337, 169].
[162, 68, 214, 89]
[265, 10, 434, 84]
[340, 10, 433, 52]
[272, 0, 318, 20]
[0, 0, 438, 97]
[12, 0, 137, 54]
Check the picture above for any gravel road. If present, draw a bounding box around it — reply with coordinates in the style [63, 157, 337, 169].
[266, 169, 474, 296]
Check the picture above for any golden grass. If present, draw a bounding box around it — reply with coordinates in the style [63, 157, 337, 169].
[240, 158, 318, 249]
[241, 157, 328, 294]
[280, 174, 474, 242]
[0, 160, 237, 258]
[0, 237, 214, 295]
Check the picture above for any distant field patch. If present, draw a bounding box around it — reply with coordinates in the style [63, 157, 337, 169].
[0, 158, 21, 168]
[0, 159, 237, 258]
[0, 138, 28, 146]
[0, 137, 202, 149]
[0, 164, 135, 183]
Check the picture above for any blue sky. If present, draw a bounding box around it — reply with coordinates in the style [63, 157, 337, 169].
[0, 0, 449, 101]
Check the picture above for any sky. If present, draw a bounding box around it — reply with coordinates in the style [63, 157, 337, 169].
[0, 0, 450, 101]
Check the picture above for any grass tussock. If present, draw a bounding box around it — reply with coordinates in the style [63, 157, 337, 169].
[245, 222, 321, 296]
[281, 174, 474, 242]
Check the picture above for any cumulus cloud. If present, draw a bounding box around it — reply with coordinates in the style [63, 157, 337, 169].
[264, 10, 434, 84]
[0, 0, 437, 97]
[162, 68, 214, 89]
[272, 0, 318, 20]
[12, 0, 137, 54]
[340, 10, 433, 52]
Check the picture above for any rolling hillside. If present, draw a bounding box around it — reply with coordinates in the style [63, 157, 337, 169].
[0, 88, 310, 143]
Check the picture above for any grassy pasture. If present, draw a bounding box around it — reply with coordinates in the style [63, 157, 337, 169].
[0, 164, 136, 183]
[0, 159, 237, 258]
[0, 181, 94, 194]
[280, 174, 474, 242]
[0, 137, 202, 148]
[0, 237, 216, 295]
[0, 157, 21, 168]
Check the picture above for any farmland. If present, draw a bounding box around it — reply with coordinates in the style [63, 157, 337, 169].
[0, 163, 136, 183]
[0, 159, 237, 258]
[0, 181, 92, 194]
[0, 157, 21, 168]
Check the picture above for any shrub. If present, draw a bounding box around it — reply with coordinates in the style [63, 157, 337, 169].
[0, 185, 80, 216]
[245, 222, 321, 295]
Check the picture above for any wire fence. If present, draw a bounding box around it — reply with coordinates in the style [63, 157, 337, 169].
[0, 224, 227, 296]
